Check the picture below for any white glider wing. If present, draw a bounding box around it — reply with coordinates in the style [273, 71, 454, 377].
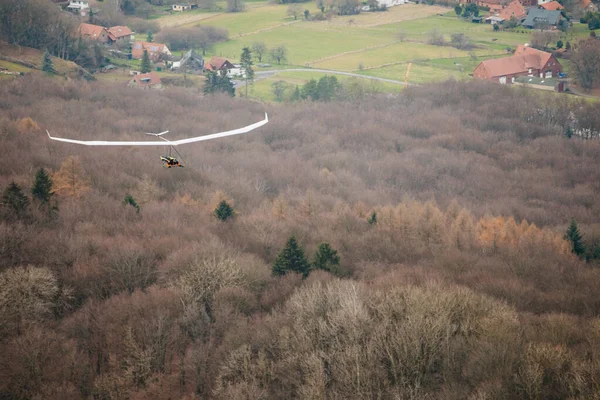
[47, 113, 268, 146]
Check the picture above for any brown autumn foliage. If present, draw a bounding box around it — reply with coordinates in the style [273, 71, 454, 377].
[1, 75, 600, 399]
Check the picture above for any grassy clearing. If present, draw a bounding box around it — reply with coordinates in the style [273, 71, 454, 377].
[197, 5, 292, 36]
[158, 10, 222, 28]
[359, 62, 459, 84]
[327, 4, 448, 27]
[312, 40, 501, 71]
[211, 23, 393, 64]
[0, 60, 33, 73]
[375, 15, 530, 47]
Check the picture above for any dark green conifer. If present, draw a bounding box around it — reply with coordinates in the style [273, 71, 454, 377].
[42, 51, 55, 74]
[214, 200, 234, 221]
[312, 243, 340, 274]
[124, 195, 140, 213]
[272, 235, 310, 277]
[2, 182, 29, 218]
[32, 168, 54, 204]
[141, 49, 152, 73]
[564, 218, 585, 257]
[368, 211, 377, 225]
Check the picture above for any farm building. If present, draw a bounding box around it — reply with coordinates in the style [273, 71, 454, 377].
[540, 1, 564, 10]
[107, 26, 132, 43]
[473, 45, 562, 84]
[131, 42, 172, 62]
[205, 57, 236, 75]
[521, 8, 562, 28]
[78, 23, 110, 43]
[513, 76, 567, 92]
[128, 72, 162, 90]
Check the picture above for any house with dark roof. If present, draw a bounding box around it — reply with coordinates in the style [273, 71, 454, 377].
[131, 42, 172, 62]
[473, 45, 562, 84]
[107, 26, 132, 43]
[521, 8, 562, 28]
[79, 23, 110, 43]
[128, 72, 162, 89]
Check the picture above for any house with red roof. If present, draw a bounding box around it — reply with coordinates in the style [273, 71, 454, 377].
[578, 0, 598, 12]
[496, 0, 527, 20]
[473, 45, 562, 84]
[107, 26, 132, 43]
[78, 23, 110, 43]
[205, 56, 235, 75]
[131, 42, 172, 62]
[540, 1, 564, 10]
[128, 72, 162, 89]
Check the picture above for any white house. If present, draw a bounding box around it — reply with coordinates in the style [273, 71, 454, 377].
[226, 63, 247, 79]
[67, 0, 89, 11]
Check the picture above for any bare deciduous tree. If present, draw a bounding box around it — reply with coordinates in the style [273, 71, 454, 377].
[572, 38, 600, 91]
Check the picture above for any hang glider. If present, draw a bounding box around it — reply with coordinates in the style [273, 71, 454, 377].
[46, 113, 268, 146]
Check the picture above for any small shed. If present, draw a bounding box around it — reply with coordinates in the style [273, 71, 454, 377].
[513, 76, 566, 92]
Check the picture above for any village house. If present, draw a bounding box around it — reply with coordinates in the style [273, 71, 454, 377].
[521, 8, 562, 28]
[172, 3, 198, 11]
[107, 26, 132, 43]
[539, 1, 564, 10]
[205, 56, 235, 75]
[476, 0, 508, 13]
[578, 0, 598, 12]
[78, 23, 110, 43]
[496, 0, 527, 21]
[131, 42, 172, 62]
[473, 45, 562, 84]
[172, 4, 190, 11]
[128, 72, 162, 89]
[67, 0, 89, 13]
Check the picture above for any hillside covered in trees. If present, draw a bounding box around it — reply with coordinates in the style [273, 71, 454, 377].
[2, 77, 600, 399]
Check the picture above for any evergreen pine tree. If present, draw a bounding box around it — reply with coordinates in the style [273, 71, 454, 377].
[301, 79, 318, 100]
[290, 85, 301, 102]
[214, 200, 234, 221]
[240, 47, 254, 97]
[204, 71, 218, 95]
[204, 71, 235, 96]
[219, 73, 235, 97]
[368, 211, 377, 225]
[141, 49, 152, 73]
[564, 218, 586, 257]
[2, 182, 29, 218]
[146, 30, 154, 42]
[124, 195, 140, 213]
[272, 235, 311, 277]
[32, 168, 54, 204]
[42, 51, 55, 74]
[312, 243, 340, 274]
[589, 241, 600, 261]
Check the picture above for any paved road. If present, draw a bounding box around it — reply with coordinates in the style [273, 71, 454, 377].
[234, 68, 408, 88]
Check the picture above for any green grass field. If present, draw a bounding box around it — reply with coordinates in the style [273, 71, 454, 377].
[198, 5, 292, 36]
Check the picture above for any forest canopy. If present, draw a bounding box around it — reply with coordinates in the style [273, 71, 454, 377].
[1, 77, 600, 399]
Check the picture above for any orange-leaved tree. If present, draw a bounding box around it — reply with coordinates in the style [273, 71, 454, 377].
[52, 156, 90, 198]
